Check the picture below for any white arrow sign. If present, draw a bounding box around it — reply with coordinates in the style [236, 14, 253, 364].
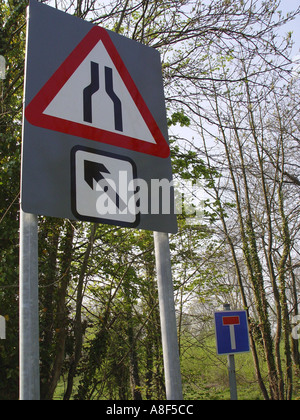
[71, 146, 139, 228]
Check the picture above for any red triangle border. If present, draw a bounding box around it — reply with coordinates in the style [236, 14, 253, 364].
[25, 26, 170, 159]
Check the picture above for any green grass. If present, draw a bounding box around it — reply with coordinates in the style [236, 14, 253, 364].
[180, 333, 263, 400]
[54, 331, 300, 400]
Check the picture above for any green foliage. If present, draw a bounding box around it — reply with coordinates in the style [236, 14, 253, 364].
[171, 145, 220, 185]
[167, 110, 190, 128]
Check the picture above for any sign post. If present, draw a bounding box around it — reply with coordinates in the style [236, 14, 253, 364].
[214, 304, 250, 400]
[19, 211, 40, 400]
[0, 55, 6, 80]
[223, 304, 238, 400]
[0, 315, 6, 340]
[154, 232, 183, 400]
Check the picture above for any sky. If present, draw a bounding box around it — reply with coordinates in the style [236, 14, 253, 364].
[279, 0, 300, 57]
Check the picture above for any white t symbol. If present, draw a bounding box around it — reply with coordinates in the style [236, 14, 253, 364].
[223, 316, 240, 350]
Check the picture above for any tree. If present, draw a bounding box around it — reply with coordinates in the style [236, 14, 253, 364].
[178, 6, 300, 397]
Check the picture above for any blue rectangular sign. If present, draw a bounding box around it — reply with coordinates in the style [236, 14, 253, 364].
[214, 310, 250, 355]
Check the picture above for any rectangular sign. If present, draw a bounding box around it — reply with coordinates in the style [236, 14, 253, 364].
[21, 0, 177, 233]
[71, 146, 139, 227]
[214, 310, 250, 355]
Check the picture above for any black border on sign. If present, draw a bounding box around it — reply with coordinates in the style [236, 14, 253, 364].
[71, 145, 140, 228]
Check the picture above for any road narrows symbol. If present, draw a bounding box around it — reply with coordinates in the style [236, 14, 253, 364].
[83, 61, 100, 123]
[105, 66, 123, 132]
[83, 61, 123, 133]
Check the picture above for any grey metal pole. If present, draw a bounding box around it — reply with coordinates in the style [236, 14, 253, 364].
[228, 354, 237, 400]
[19, 210, 40, 400]
[223, 304, 238, 400]
[154, 231, 183, 400]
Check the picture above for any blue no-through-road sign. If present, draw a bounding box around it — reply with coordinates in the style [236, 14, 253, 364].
[214, 310, 250, 355]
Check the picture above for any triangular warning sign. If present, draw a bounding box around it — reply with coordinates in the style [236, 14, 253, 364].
[25, 27, 170, 158]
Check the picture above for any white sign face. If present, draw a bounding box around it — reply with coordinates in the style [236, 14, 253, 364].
[0, 316, 6, 340]
[71, 146, 139, 227]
